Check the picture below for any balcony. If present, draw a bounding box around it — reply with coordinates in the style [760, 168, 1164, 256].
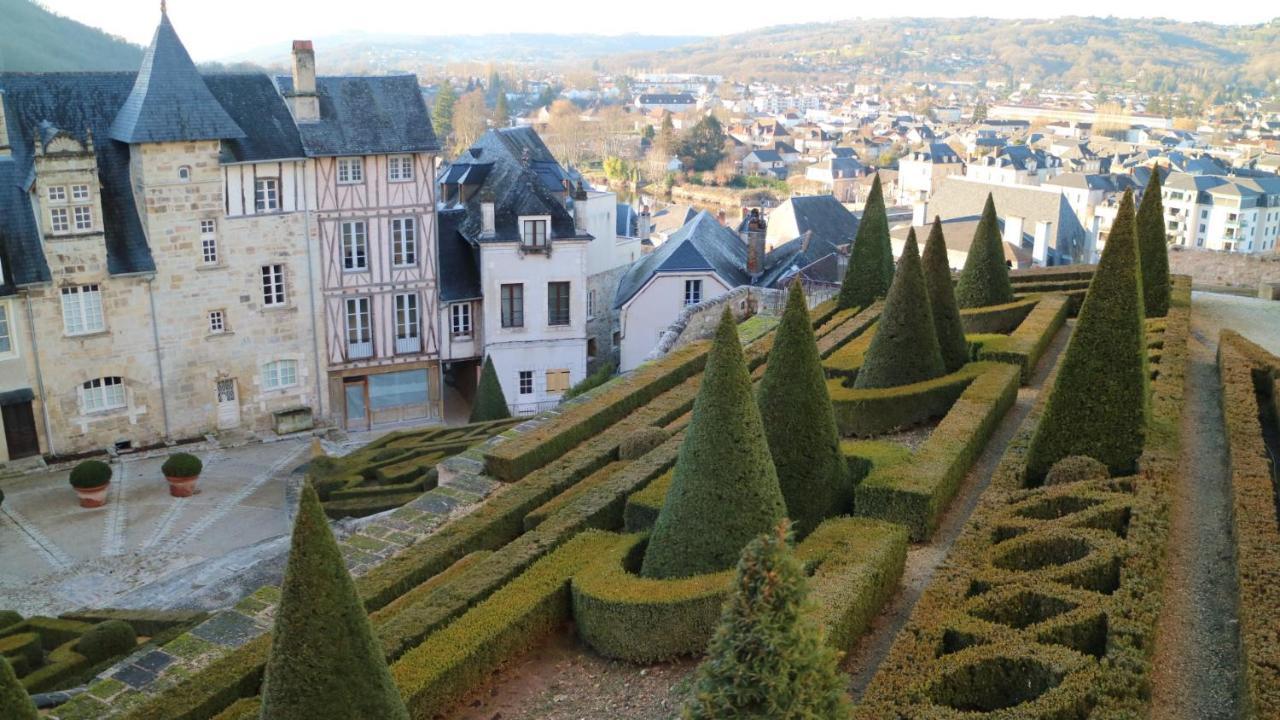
[394, 336, 421, 355]
[347, 341, 373, 359]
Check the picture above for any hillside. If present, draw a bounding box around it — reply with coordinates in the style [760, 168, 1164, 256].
[0, 0, 142, 72]
[605, 16, 1280, 96]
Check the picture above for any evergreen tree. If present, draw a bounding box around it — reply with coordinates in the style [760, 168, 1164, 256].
[677, 116, 728, 171]
[493, 92, 510, 129]
[432, 82, 456, 144]
[973, 99, 988, 124]
[1025, 189, 1148, 481]
[837, 174, 893, 309]
[954, 194, 1014, 308]
[757, 282, 849, 538]
[0, 657, 37, 720]
[469, 356, 511, 423]
[1137, 168, 1171, 317]
[922, 217, 969, 373]
[855, 229, 946, 389]
[258, 484, 409, 720]
[642, 310, 786, 579]
[683, 522, 854, 720]
[657, 112, 676, 154]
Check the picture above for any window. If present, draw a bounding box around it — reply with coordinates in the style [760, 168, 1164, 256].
[178, 166, 191, 182]
[71, 184, 89, 201]
[391, 218, 417, 267]
[261, 265, 286, 306]
[61, 285, 104, 335]
[684, 279, 702, 306]
[337, 157, 364, 184]
[50, 207, 70, 233]
[201, 220, 218, 264]
[521, 218, 548, 247]
[208, 310, 226, 334]
[501, 283, 524, 328]
[547, 281, 570, 326]
[388, 155, 414, 182]
[587, 289, 596, 319]
[262, 360, 298, 390]
[48, 186, 67, 203]
[345, 297, 373, 358]
[546, 369, 570, 393]
[341, 221, 368, 271]
[74, 205, 93, 231]
[451, 302, 472, 336]
[0, 305, 11, 355]
[518, 370, 533, 395]
[255, 178, 280, 212]
[394, 293, 420, 354]
[80, 376, 125, 413]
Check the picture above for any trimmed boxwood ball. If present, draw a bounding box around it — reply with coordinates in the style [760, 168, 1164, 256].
[469, 355, 511, 423]
[69, 459, 112, 489]
[1026, 189, 1148, 481]
[76, 620, 137, 663]
[617, 427, 668, 461]
[855, 229, 946, 390]
[837, 173, 894, 310]
[922, 217, 970, 373]
[954, 194, 1014, 309]
[641, 309, 787, 579]
[259, 482, 409, 720]
[683, 521, 853, 720]
[1044, 456, 1110, 486]
[0, 656, 37, 720]
[758, 281, 850, 538]
[1137, 169, 1171, 318]
[161, 452, 203, 478]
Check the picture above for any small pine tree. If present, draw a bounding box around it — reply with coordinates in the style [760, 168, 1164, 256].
[642, 309, 787, 579]
[855, 229, 946, 389]
[954, 194, 1014, 309]
[757, 282, 849, 538]
[922, 217, 969, 373]
[837, 174, 894, 309]
[259, 483, 409, 720]
[1137, 169, 1171, 317]
[1025, 189, 1148, 481]
[493, 92, 510, 129]
[683, 521, 854, 720]
[0, 657, 37, 720]
[469, 356, 511, 423]
[432, 81, 456, 143]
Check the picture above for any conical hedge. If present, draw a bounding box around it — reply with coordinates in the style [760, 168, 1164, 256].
[837, 174, 894, 309]
[641, 309, 787, 579]
[259, 483, 410, 720]
[757, 282, 849, 538]
[954, 194, 1014, 308]
[1137, 169, 1171, 317]
[855, 229, 946, 389]
[922, 217, 969, 373]
[469, 355, 511, 423]
[1025, 189, 1148, 481]
[683, 522, 854, 720]
[0, 657, 37, 720]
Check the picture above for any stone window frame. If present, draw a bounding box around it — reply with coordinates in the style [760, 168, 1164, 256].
[177, 166, 191, 183]
[0, 302, 14, 358]
[49, 207, 70, 233]
[261, 264, 287, 307]
[60, 284, 105, 336]
[208, 309, 227, 335]
[80, 376, 126, 414]
[262, 359, 299, 391]
[73, 205, 93, 231]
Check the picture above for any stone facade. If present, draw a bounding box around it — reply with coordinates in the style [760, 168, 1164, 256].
[1167, 245, 1280, 290]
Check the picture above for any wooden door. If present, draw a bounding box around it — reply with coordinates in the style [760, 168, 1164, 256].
[344, 379, 370, 431]
[2, 401, 39, 460]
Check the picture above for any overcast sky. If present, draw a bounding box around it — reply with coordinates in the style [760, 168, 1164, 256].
[40, 0, 1280, 62]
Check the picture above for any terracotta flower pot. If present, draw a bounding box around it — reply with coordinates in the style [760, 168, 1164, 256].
[166, 475, 198, 498]
[74, 483, 109, 508]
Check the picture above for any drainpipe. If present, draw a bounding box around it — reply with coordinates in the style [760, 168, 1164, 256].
[301, 161, 325, 420]
[23, 293, 55, 457]
[146, 275, 172, 440]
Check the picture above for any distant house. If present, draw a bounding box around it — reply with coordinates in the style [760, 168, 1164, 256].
[634, 93, 696, 113]
[926, 176, 1089, 265]
[648, 203, 699, 247]
[805, 157, 867, 202]
[890, 216, 1034, 270]
[763, 196, 860, 253]
[897, 143, 965, 204]
[742, 149, 786, 178]
[966, 145, 1063, 186]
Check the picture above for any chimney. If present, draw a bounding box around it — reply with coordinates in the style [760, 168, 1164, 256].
[0, 91, 10, 157]
[290, 40, 319, 123]
[1033, 220, 1052, 265]
[572, 181, 589, 232]
[717, 208, 727, 225]
[1003, 214, 1024, 253]
[638, 204, 651, 240]
[743, 208, 766, 279]
[912, 201, 927, 227]
[480, 189, 496, 237]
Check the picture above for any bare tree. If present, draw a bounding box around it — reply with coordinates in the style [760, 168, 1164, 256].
[451, 90, 489, 155]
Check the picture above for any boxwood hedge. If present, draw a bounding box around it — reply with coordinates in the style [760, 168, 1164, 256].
[974, 294, 1070, 384]
[829, 363, 991, 438]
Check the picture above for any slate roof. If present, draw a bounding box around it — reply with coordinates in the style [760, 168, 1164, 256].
[616, 203, 638, 238]
[765, 195, 859, 249]
[0, 157, 46, 291]
[637, 93, 695, 105]
[108, 13, 245, 144]
[436, 208, 481, 302]
[926, 177, 1087, 263]
[614, 211, 748, 308]
[204, 74, 305, 163]
[275, 74, 438, 156]
[890, 216, 1034, 267]
[650, 204, 698, 237]
[757, 231, 843, 287]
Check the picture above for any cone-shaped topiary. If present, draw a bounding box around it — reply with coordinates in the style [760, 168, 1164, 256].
[641, 309, 787, 579]
[0, 656, 37, 720]
[259, 482, 409, 720]
[469, 355, 511, 423]
[837, 174, 894, 309]
[922, 217, 969, 373]
[1137, 168, 1171, 317]
[757, 282, 849, 538]
[855, 229, 946, 389]
[683, 521, 854, 720]
[954, 194, 1014, 308]
[1025, 189, 1148, 481]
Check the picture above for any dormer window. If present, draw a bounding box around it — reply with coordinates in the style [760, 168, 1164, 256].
[520, 217, 549, 248]
[338, 157, 364, 185]
[178, 166, 191, 182]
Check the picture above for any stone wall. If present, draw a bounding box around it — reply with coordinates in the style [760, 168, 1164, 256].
[645, 286, 784, 363]
[1168, 246, 1280, 291]
[586, 265, 627, 373]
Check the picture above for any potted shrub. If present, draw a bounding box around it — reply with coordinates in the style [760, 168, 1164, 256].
[161, 452, 203, 497]
[69, 460, 112, 508]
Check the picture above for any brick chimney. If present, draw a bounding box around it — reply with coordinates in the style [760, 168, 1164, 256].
[289, 40, 319, 123]
[743, 208, 767, 279]
[0, 91, 9, 157]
